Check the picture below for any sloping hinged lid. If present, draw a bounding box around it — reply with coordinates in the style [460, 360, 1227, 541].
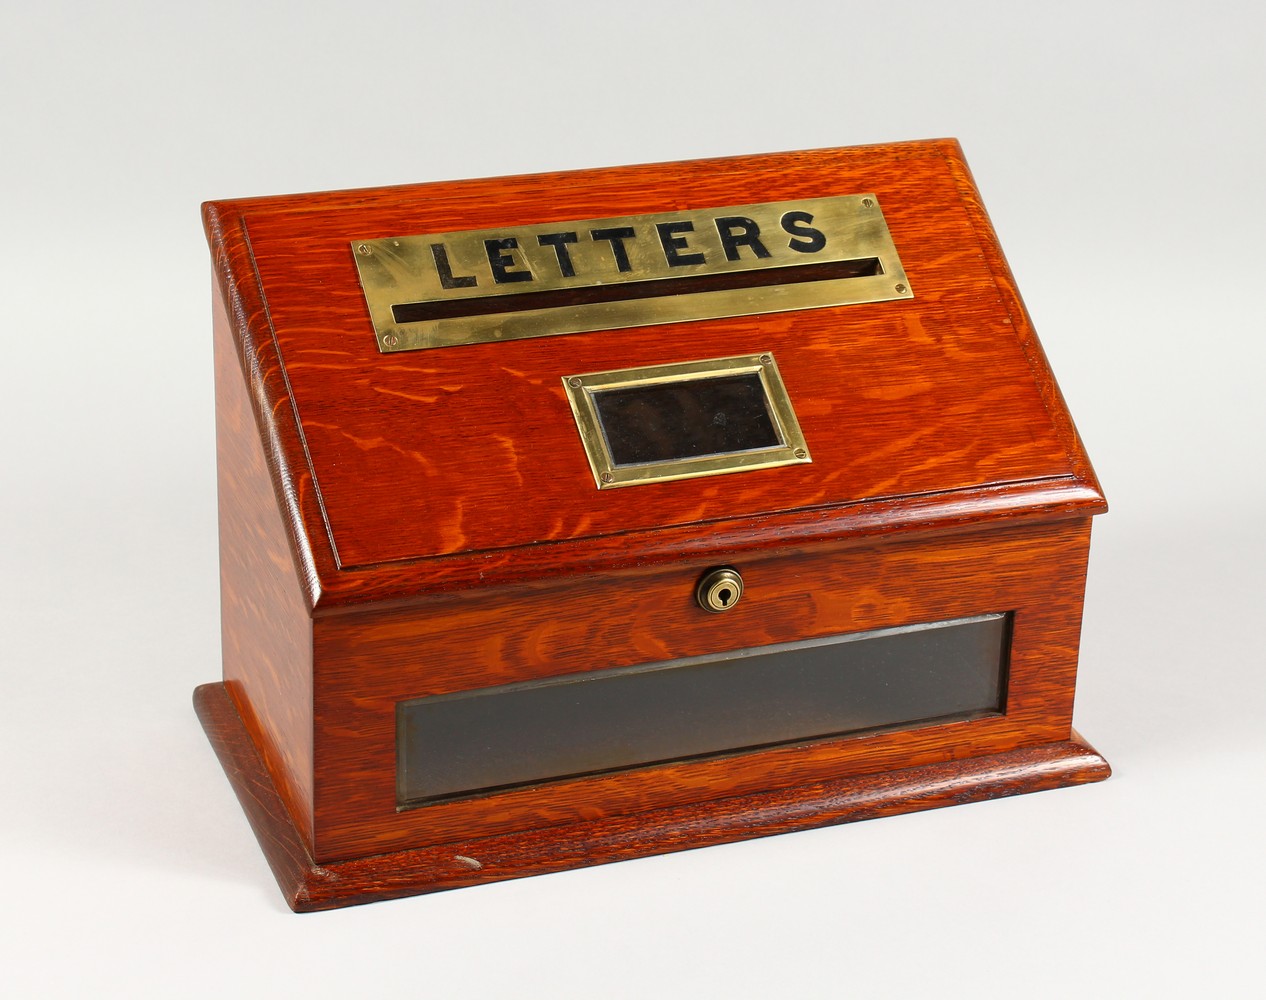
[204, 140, 1104, 608]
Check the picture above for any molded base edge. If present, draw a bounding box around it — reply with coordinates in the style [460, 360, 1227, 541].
[194, 681, 1110, 912]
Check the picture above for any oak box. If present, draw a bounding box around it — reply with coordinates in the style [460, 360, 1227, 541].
[195, 139, 1109, 911]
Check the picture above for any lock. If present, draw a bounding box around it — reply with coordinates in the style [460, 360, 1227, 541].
[696, 567, 744, 613]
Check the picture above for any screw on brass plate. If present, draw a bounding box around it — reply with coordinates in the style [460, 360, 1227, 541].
[568, 377, 583, 388]
[861, 198, 874, 208]
[895, 283, 907, 293]
[356, 243, 372, 255]
[697, 567, 743, 613]
[794, 448, 807, 459]
[600, 472, 614, 484]
[383, 333, 400, 348]
[759, 354, 773, 365]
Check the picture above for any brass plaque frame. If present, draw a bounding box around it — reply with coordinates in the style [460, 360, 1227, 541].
[563, 353, 811, 489]
[352, 195, 911, 352]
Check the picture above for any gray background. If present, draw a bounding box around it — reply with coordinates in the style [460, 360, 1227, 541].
[2, 2, 1262, 996]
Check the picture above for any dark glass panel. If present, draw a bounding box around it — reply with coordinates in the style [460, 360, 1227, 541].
[397, 615, 1010, 805]
[594, 372, 781, 467]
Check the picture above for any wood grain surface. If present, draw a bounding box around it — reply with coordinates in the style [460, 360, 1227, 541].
[214, 279, 315, 848]
[196, 681, 1109, 912]
[310, 518, 1094, 861]
[201, 140, 1109, 898]
[203, 139, 1105, 609]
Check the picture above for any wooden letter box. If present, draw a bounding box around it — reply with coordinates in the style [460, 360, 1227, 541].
[195, 139, 1109, 911]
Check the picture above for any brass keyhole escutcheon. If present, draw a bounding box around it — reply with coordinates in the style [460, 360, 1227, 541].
[697, 567, 744, 613]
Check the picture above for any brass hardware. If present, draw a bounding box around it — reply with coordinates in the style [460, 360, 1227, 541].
[352, 195, 911, 352]
[562, 353, 811, 489]
[697, 568, 744, 613]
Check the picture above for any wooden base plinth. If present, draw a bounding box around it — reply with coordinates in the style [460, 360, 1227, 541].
[195, 681, 1110, 912]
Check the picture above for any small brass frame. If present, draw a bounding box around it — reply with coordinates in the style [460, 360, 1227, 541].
[563, 353, 811, 489]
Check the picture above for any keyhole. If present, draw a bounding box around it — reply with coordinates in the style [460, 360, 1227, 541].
[697, 567, 743, 613]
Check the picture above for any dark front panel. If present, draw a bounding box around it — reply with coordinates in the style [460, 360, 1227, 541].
[397, 614, 1009, 805]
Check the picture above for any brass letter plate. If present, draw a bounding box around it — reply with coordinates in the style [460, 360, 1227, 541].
[352, 195, 911, 352]
[563, 353, 810, 489]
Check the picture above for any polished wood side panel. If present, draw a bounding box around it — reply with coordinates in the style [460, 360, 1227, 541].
[203, 201, 333, 610]
[310, 519, 1092, 861]
[214, 271, 315, 848]
[203, 140, 1107, 608]
[197, 681, 1109, 912]
[195, 683, 317, 910]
